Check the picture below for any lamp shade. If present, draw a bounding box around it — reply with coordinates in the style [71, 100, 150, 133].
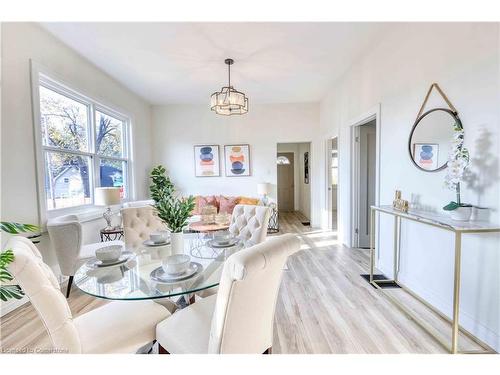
[257, 183, 271, 195]
[94, 187, 121, 206]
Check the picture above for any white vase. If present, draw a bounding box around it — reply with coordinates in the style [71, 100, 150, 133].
[470, 207, 490, 221]
[170, 232, 184, 254]
[449, 206, 472, 221]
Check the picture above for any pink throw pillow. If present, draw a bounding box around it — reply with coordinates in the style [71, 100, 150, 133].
[218, 195, 238, 214]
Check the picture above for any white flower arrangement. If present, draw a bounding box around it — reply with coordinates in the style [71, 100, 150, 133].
[443, 123, 470, 211]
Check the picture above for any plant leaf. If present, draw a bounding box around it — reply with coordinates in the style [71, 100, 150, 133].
[0, 269, 14, 282]
[0, 222, 39, 234]
[0, 285, 24, 301]
[443, 201, 459, 211]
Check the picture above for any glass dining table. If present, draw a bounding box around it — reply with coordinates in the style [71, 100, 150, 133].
[74, 232, 245, 305]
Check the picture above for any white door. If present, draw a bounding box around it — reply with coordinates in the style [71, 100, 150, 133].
[357, 121, 376, 248]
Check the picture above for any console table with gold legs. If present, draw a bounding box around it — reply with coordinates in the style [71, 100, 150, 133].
[369, 205, 498, 354]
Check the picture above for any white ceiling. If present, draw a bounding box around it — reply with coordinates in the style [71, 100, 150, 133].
[40, 22, 388, 105]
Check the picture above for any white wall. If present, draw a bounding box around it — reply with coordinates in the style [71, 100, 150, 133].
[151, 103, 320, 224]
[1, 23, 153, 313]
[319, 23, 500, 351]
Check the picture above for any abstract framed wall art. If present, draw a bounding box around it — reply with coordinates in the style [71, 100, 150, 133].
[194, 145, 220, 177]
[224, 144, 251, 177]
[413, 143, 439, 171]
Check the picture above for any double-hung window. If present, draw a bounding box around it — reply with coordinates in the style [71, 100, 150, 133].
[34, 73, 131, 214]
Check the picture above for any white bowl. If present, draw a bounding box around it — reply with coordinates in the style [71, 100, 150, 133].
[95, 245, 123, 263]
[150, 231, 169, 244]
[214, 232, 231, 244]
[162, 254, 191, 276]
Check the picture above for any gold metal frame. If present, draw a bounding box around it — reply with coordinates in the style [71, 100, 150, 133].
[369, 206, 497, 354]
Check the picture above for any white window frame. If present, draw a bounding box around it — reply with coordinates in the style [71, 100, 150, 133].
[30, 61, 134, 224]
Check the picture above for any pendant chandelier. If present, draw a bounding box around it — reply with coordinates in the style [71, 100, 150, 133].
[210, 58, 248, 116]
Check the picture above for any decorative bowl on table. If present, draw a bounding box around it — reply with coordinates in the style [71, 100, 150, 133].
[161, 254, 191, 276]
[213, 231, 231, 245]
[149, 231, 169, 244]
[95, 245, 123, 263]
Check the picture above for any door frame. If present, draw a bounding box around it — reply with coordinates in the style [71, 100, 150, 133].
[349, 104, 381, 249]
[326, 136, 339, 231]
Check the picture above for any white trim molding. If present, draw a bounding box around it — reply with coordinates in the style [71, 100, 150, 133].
[348, 104, 381, 249]
[30, 60, 135, 227]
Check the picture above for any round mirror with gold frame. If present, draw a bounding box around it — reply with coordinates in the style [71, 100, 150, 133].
[408, 108, 463, 172]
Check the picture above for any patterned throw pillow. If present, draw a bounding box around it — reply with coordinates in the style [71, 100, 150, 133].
[193, 195, 218, 215]
[238, 197, 260, 206]
[218, 195, 239, 214]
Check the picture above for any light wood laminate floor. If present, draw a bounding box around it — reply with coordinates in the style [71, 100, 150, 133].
[0, 212, 491, 354]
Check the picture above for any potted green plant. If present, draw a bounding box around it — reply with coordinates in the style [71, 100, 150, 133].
[0, 222, 39, 301]
[149, 166, 195, 254]
[443, 123, 472, 221]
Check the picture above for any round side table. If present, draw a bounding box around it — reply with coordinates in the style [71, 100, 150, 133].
[100, 227, 124, 242]
[267, 205, 279, 234]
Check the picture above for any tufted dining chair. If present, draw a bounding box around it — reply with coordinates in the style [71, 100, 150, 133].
[155, 233, 300, 353]
[6, 236, 170, 353]
[228, 204, 271, 246]
[196, 204, 272, 299]
[47, 214, 124, 298]
[121, 206, 167, 249]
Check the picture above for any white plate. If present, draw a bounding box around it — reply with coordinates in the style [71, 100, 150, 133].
[142, 239, 171, 247]
[208, 238, 240, 248]
[86, 251, 135, 268]
[150, 262, 203, 283]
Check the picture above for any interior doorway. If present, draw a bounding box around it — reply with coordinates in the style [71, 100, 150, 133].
[276, 142, 312, 224]
[353, 119, 377, 248]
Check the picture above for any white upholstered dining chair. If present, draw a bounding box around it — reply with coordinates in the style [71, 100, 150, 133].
[121, 206, 167, 248]
[228, 204, 271, 245]
[47, 214, 123, 298]
[155, 233, 300, 354]
[196, 204, 272, 299]
[7, 236, 170, 354]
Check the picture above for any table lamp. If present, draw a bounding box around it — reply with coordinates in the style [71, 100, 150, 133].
[95, 187, 121, 229]
[257, 182, 271, 206]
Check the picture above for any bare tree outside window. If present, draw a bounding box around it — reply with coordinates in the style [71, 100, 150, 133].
[38, 84, 128, 210]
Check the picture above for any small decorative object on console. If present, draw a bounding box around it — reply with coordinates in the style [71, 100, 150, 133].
[201, 205, 217, 224]
[392, 190, 409, 213]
